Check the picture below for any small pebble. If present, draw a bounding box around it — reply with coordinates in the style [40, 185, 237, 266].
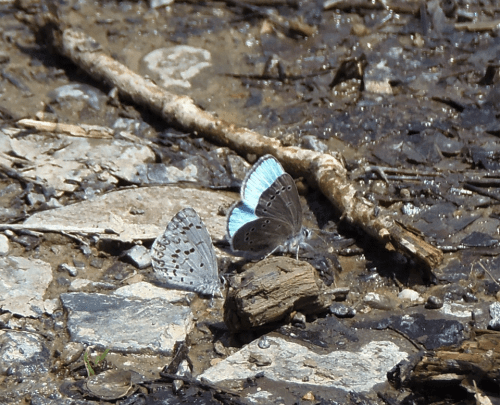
[291, 312, 306, 328]
[398, 289, 421, 302]
[0, 234, 10, 256]
[425, 296, 443, 309]
[90, 257, 104, 269]
[60, 342, 85, 366]
[488, 302, 500, 331]
[258, 336, 271, 349]
[400, 188, 411, 198]
[80, 245, 92, 256]
[363, 292, 395, 310]
[463, 292, 478, 303]
[73, 259, 86, 269]
[329, 303, 356, 318]
[58, 263, 78, 277]
[124, 245, 151, 269]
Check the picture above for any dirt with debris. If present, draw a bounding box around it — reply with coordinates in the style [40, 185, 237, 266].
[1, 0, 500, 404]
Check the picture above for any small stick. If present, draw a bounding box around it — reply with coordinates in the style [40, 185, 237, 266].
[0, 223, 118, 235]
[18, 119, 114, 139]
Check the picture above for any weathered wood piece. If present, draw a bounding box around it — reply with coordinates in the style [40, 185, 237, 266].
[400, 330, 500, 395]
[224, 257, 334, 332]
[33, 14, 443, 271]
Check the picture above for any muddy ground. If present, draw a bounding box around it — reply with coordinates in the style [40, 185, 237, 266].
[0, 0, 500, 404]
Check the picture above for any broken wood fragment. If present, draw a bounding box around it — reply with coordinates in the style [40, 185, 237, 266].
[392, 329, 500, 397]
[224, 257, 335, 332]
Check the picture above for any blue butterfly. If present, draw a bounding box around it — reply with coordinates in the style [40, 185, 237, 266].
[227, 155, 310, 257]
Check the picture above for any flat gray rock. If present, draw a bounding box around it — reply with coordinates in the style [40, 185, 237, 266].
[0, 256, 57, 317]
[60, 292, 193, 354]
[199, 336, 408, 393]
[24, 186, 236, 243]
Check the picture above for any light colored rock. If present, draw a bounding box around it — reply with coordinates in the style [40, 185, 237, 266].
[364, 60, 393, 95]
[114, 281, 190, 304]
[24, 186, 236, 243]
[0, 234, 9, 255]
[149, 0, 174, 8]
[0, 130, 154, 193]
[199, 336, 408, 393]
[0, 256, 53, 317]
[363, 292, 395, 310]
[124, 245, 151, 269]
[488, 302, 500, 331]
[440, 301, 484, 318]
[398, 289, 423, 302]
[68, 279, 115, 292]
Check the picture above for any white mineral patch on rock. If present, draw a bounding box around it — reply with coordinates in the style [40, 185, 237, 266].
[199, 336, 408, 393]
[142, 46, 211, 89]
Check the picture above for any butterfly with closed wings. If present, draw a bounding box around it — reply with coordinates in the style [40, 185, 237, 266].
[227, 155, 310, 257]
[151, 207, 222, 297]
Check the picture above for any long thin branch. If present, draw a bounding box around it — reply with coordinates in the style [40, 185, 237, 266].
[33, 15, 443, 270]
[0, 224, 118, 235]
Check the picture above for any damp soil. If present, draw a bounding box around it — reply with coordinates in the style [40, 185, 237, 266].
[1, 0, 500, 404]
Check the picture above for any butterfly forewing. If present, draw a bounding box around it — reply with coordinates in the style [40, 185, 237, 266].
[254, 173, 302, 234]
[151, 208, 220, 296]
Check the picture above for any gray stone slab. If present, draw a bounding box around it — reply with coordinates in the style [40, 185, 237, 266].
[60, 292, 194, 354]
[199, 336, 408, 393]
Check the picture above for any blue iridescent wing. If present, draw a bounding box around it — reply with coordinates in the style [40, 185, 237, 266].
[151, 207, 221, 297]
[240, 155, 285, 211]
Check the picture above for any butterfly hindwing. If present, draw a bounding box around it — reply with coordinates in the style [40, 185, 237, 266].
[151, 207, 220, 296]
[230, 216, 294, 253]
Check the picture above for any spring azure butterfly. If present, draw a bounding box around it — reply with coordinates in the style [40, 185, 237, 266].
[151, 207, 222, 297]
[227, 155, 309, 257]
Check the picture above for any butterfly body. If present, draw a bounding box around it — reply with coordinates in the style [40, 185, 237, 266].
[151, 207, 221, 297]
[227, 155, 308, 257]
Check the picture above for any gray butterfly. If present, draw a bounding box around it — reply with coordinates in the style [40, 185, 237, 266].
[151, 207, 221, 297]
[227, 155, 310, 257]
